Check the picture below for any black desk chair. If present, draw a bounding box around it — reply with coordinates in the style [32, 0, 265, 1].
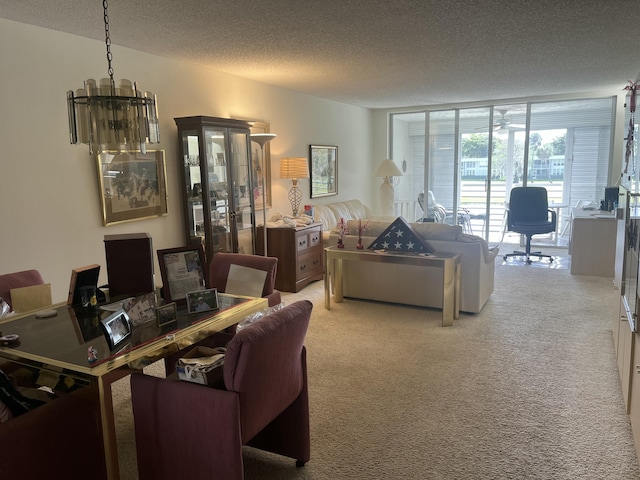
[503, 187, 557, 264]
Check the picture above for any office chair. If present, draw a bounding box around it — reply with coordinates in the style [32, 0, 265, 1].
[503, 186, 557, 264]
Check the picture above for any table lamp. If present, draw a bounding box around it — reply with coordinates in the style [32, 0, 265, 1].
[373, 159, 403, 216]
[280, 157, 309, 217]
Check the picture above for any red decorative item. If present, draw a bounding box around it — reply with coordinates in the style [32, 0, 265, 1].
[337, 217, 347, 248]
[356, 220, 368, 249]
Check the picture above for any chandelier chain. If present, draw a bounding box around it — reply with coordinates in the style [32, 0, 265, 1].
[103, 0, 114, 81]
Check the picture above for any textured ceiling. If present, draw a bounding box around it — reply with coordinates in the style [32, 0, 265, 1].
[2, 0, 640, 109]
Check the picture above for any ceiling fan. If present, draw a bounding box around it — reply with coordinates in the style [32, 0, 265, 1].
[492, 109, 525, 132]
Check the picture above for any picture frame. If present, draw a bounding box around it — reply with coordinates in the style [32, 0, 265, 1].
[157, 245, 206, 304]
[310, 145, 338, 198]
[67, 264, 101, 306]
[156, 302, 178, 327]
[186, 288, 219, 315]
[99, 308, 132, 351]
[96, 150, 168, 226]
[250, 122, 273, 209]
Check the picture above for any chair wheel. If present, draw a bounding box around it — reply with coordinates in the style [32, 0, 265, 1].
[296, 460, 306, 468]
[526, 259, 532, 264]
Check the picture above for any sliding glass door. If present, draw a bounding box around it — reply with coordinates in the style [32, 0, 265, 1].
[390, 96, 615, 246]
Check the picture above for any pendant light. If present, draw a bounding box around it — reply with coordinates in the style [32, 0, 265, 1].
[67, 0, 160, 155]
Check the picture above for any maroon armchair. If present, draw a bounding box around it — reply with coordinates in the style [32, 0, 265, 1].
[0, 269, 44, 311]
[0, 384, 105, 480]
[208, 253, 281, 307]
[131, 299, 312, 480]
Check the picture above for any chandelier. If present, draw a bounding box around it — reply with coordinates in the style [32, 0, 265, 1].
[67, 0, 159, 155]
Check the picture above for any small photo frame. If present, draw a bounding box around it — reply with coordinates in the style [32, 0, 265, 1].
[156, 302, 178, 327]
[100, 308, 132, 351]
[186, 288, 219, 315]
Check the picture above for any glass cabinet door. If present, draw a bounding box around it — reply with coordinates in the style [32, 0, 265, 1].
[176, 116, 256, 265]
[204, 127, 232, 255]
[228, 129, 255, 255]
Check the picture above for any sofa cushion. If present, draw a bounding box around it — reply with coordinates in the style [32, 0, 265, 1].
[329, 200, 371, 222]
[410, 222, 463, 241]
[315, 199, 373, 231]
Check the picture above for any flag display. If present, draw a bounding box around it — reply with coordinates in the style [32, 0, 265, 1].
[367, 217, 432, 254]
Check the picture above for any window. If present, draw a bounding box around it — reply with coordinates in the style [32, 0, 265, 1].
[390, 97, 615, 244]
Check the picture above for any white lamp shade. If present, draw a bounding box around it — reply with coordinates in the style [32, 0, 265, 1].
[280, 157, 309, 179]
[373, 159, 403, 177]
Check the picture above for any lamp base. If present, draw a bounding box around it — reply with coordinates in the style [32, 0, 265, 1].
[288, 184, 302, 217]
[379, 177, 395, 216]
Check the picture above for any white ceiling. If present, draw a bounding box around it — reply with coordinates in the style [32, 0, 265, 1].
[2, 0, 640, 109]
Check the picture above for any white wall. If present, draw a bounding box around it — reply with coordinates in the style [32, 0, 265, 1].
[0, 19, 375, 303]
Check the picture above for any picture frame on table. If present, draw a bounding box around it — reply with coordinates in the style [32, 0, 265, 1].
[250, 121, 273, 209]
[96, 150, 168, 226]
[186, 288, 219, 315]
[157, 245, 206, 304]
[99, 308, 132, 351]
[156, 302, 178, 327]
[310, 145, 338, 198]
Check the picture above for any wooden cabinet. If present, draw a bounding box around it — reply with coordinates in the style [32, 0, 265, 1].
[174, 116, 256, 264]
[257, 223, 323, 292]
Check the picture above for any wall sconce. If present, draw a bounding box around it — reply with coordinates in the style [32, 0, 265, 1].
[280, 157, 309, 217]
[373, 159, 403, 216]
[67, 0, 160, 155]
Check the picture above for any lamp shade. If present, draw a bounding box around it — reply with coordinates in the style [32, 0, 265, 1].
[280, 157, 309, 179]
[373, 159, 403, 177]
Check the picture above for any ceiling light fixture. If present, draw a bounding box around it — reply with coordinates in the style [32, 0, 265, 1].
[67, 0, 159, 155]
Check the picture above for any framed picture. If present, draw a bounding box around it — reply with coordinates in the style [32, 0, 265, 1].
[186, 288, 219, 314]
[99, 308, 132, 351]
[157, 245, 206, 304]
[250, 121, 273, 209]
[96, 150, 168, 226]
[156, 302, 178, 327]
[310, 145, 338, 198]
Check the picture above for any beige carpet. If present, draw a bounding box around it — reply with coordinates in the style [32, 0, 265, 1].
[113, 253, 640, 479]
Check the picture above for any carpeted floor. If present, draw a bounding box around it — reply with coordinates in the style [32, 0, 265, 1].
[113, 251, 640, 479]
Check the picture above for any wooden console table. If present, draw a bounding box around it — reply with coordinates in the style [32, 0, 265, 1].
[324, 247, 460, 326]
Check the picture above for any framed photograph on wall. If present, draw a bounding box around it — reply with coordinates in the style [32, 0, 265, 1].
[96, 150, 168, 226]
[157, 245, 206, 304]
[250, 122, 273, 209]
[310, 145, 338, 198]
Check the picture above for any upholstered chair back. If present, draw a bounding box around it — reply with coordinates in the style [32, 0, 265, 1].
[224, 299, 312, 442]
[209, 253, 281, 306]
[0, 269, 44, 309]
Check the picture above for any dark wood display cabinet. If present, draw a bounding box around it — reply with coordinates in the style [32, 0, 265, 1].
[174, 116, 257, 265]
[257, 223, 323, 292]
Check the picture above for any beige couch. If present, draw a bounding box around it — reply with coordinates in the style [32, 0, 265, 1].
[314, 199, 388, 247]
[328, 220, 499, 313]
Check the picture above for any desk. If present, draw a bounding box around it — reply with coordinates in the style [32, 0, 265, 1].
[569, 207, 617, 276]
[0, 294, 267, 480]
[324, 247, 460, 326]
